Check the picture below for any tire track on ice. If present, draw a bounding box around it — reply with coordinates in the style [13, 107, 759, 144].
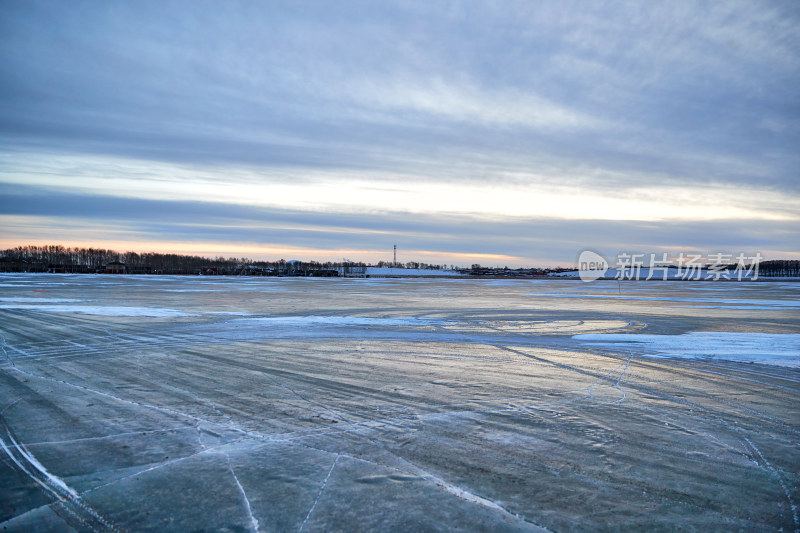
[0, 417, 119, 532]
[6, 365, 267, 441]
[291, 440, 550, 531]
[741, 436, 799, 533]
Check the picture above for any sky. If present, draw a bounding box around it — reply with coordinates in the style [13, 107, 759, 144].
[1, 1, 798, 267]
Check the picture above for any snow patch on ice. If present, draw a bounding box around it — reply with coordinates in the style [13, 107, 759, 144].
[550, 268, 761, 280]
[668, 305, 799, 310]
[161, 289, 224, 292]
[527, 293, 799, 307]
[574, 332, 800, 367]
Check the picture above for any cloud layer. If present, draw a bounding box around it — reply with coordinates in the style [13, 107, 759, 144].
[2, 184, 795, 266]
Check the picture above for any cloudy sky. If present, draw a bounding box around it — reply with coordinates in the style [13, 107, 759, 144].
[1, 1, 798, 266]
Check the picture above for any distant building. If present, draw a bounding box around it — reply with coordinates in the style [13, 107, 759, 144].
[285, 260, 303, 276]
[104, 261, 126, 274]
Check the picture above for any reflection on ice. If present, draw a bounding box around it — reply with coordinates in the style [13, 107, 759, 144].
[575, 332, 800, 367]
[527, 293, 800, 308]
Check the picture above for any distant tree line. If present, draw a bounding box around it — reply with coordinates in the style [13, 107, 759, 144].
[758, 260, 800, 278]
[0, 245, 447, 275]
[0, 245, 796, 277]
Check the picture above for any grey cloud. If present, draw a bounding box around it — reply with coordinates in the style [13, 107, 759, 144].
[1, 1, 798, 193]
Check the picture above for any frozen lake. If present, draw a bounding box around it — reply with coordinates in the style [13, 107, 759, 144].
[1, 274, 798, 531]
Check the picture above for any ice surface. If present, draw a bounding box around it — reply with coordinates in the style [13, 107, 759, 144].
[0, 304, 194, 317]
[364, 267, 464, 277]
[0, 274, 798, 531]
[0, 297, 86, 303]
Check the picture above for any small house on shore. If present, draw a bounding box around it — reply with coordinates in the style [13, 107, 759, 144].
[104, 261, 127, 274]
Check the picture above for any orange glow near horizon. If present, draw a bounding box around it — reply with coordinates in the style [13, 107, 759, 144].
[0, 238, 541, 267]
[0, 215, 544, 266]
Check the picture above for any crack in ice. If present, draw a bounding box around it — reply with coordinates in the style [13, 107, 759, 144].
[299, 454, 339, 532]
[225, 452, 260, 533]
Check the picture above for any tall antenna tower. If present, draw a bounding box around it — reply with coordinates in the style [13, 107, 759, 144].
[393, 245, 397, 266]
